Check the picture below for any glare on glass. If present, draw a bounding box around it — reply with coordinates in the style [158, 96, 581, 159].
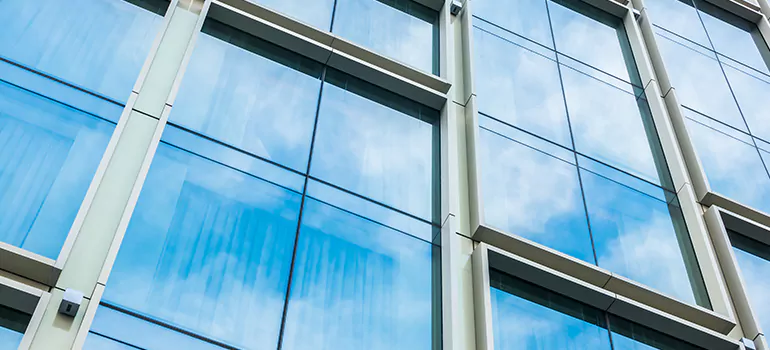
[170, 20, 323, 172]
[281, 197, 436, 350]
[332, 0, 437, 73]
[102, 143, 302, 349]
[0, 0, 164, 102]
[0, 81, 114, 259]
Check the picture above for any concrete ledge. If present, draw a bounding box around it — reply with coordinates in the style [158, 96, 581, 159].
[472, 223, 736, 334]
[210, 0, 451, 99]
[0, 243, 58, 287]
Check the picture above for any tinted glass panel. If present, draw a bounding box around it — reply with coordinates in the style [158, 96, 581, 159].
[479, 123, 594, 263]
[103, 144, 302, 349]
[685, 114, 770, 213]
[281, 197, 437, 350]
[170, 20, 323, 172]
[333, 0, 437, 73]
[581, 164, 706, 305]
[473, 27, 571, 147]
[311, 72, 439, 222]
[490, 270, 612, 350]
[0, 0, 164, 102]
[472, 0, 553, 48]
[247, 0, 334, 29]
[654, 29, 746, 131]
[644, 0, 710, 48]
[731, 235, 770, 335]
[0, 81, 114, 259]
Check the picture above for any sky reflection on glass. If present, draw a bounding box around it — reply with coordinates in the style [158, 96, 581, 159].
[0, 81, 114, 259]
[281, 197, 435, 350]
[247, 0, 334, 29]
[732, 242, 770, 336]
[721, 61, 770, 143]
[472, 0, 553, 48]
[696, 2, 770, 75]
[0, 0, 163, 102]
[473, 27, 571, 148]
[644, 0, 711, 48]
[103, 144, 302, 349]
[311, 73, 438, 223]
[333, 0, 436, 73]
[170, 20, 323, 172]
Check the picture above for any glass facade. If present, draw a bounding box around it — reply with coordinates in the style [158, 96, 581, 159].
[649, 0, 770, 213]
[0, 0, 164, 259]
[473, 0, 708, 307]
[248, 0, 438, 74]
[87, 18, 441, 350]
[490, 269, 701, 350]
[729, 232, 770, 335]
[0, 305, 30, 349]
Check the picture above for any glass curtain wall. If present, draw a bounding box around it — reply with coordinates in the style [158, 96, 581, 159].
[243, 0, 439, 74]
[0, 0, 166, 259]
[490, 269, 702, 350]
[85, 18, 441, 350]
[729, 232, 770, 335]
[646, 0, 770, 213]
[472, 0, 709, 308]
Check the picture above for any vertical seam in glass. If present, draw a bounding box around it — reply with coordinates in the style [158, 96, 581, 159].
[275, 66, 328, 350]
[329, 0, 340, 32]
[544, 0, 600, 266]
[605, 312, 617, 350]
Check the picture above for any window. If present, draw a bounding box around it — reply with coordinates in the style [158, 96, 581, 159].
[0, 0, 165, 259]
[729, 232, 770, 335]
[248, 0, 439, 74]
[0, 305, 30, 350]
[473, 0, 707, 306]
[648, 0, 770, 212]
[88, 19, 440, 350]
[490, 269, 701, 350]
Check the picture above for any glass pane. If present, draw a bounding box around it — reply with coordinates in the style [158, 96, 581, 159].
[473, 27, 571, 147]
[311, 71, 439, 223]
[548, 0, 634, 83]
[471, 0, 553, 48]
[0, 305, 29, 350]
[102, 143, 302, 349]
[0, 81, 114, 259]
[478, 124, 595, 263]
[332, 0, 437, 74]
[609, 315, 701, 350]
[170, 20, 322, 172]
[721, 61, 770, 143]
[697, 1, 770, 75]
[281, 197, 437, 350]
[582, 165, 706, 306]
[685, 114, 770, 214]
[560, 66, 662, 185]
[246, 0, 334, 30]
[731, 235, 770, 334]
[87, 306, 224, 350]
[490, 270, 612, 350]
[644, 0, 710, 48]
[0, 0, 164, 102]
[655, 29, 747, 131]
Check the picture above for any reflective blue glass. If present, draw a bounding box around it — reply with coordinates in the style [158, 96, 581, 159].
[697, 1, 770, 75]
[332, 0, 437, 73]
[472, 0, 553, 48]
[581, 163, 706, 305]
[654, 29, 747, 131]
[731, 237, 770, 335]
[560, 66, 662, 185]
[548, 0, 634, 83]
[0, 81, 115, 259]
[721, 60, 770, 142]
[644, 0, 711, 48]
[0, 0, 164, 102]
[102, 143, 302, 349]
[170, 20, 323, 172]
[473, 27, 571, 147]
[685, 114, 770, 213]
[247, 0, 334, 29]
[478, 121, 595, 263]
[311, 72, 439, 223]
[490, 270, 612, 350]
[87, 306, 223, 350]
[281, 197, 437, 350]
